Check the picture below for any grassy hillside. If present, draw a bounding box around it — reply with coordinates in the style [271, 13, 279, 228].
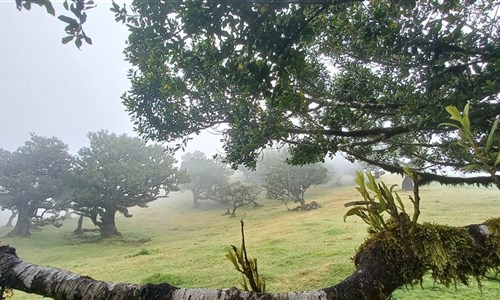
[1, 174, 499, 299]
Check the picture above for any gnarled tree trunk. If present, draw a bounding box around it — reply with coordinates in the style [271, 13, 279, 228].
[4, 210, 17, 227]
[192, 191, 200, 208]
[6, 203, 34, 237]
[73, 214, 84, 235]
[0, 219, 498, 300]
[99, 209, 120, 238]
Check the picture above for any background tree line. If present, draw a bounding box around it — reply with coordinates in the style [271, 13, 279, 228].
[0, 131, 187, 238]
[0, 133, 334, 238]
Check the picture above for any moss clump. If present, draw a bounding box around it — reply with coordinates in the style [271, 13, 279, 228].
[354, 217, 500, 289]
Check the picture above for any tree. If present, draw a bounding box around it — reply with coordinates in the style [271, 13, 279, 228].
[0, 134, 72, 237]
[258, 150, 328, 210]
[110, 0, 499, 297]
[180, 151, 234, 208]
[119, 0, 498, 187]
[4, 1, 499, 299]
[217, 182, 262, 217]
[71, 130, 187, 238]
[0, 214, 499, 299]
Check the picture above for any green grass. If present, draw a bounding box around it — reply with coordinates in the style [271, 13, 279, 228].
[1, 174, 499, 299]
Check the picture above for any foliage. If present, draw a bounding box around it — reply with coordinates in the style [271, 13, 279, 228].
[180, 151, 234, 208]
[216, 182, 262, 217]
[355, 218, 500, 290]
[15, 0, 95, 48]
[71, 130, 187, 237]
[344, 172, 411, 233]
[440, 104, 500, 189]
[258, 150, 328, 210]
[226, 220, 266, 293]
[118, 0, 499, 187]
[346, 171, 500, 292]
[0, 134, 72, 237]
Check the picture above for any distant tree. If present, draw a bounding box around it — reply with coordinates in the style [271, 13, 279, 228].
[216, 182, 262, 217]
[0, 134, 72, 237]
[71, 131, 187, 238]
[180, 151, 234, 208]
[258, 150, 328, 210]
[3, 209, 17, 227]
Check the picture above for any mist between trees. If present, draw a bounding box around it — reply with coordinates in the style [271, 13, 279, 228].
[2, 0, 500, 299]
[0, 131, 376, 239]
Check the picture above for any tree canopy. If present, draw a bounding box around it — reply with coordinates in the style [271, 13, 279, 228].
[0, 134, 72, 237]
[257, 149, 328, 210]
[71, 130, 187, 237]
[119, 0, 499, 186]
[180, 151, 234, 208]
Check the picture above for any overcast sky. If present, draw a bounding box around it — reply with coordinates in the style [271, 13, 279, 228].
[0, 2, 221, 158]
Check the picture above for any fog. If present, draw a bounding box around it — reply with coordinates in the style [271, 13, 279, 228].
[0, 3, 223, 156]
[0, 3, 368, 225]
[0, 4, 221, 223]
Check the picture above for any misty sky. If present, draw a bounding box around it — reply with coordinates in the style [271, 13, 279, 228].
[0, 3, 221, 158]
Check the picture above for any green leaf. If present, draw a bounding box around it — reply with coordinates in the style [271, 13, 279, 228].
[344, 201, 373, 207]
[439, 122, 460, 129]
[460, 104, 471, 132]
[445, 105, 462, 122]
[403, 166, 413, 177]
[75, 37, 83, 49]
[495, 152, 500, 167]
[343, 207, 362, 221]
[84, 36, 93, 45]
[485, 119, 498, 153]
[463, 103, 470, 118]
[395, 193, 405, 212]
[462, 164, 483, 172]
[58, 15, 78, 25]
[44, 0, 55, 16]
[61, 35, 74, 44]
[63, 0, 69, 10]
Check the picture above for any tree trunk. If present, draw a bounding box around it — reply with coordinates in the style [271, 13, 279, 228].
[62, 208, 72, 220]
[294, 194, 306, 209]
[4, 210, 17, 227]
[1, 219, 497, 300]
[73, 214, 84, 235]
[402, 175, 413, 191]
[6, 205, 32, 237]
[99, 209, 120, 238]
[192, 191, 199, 209]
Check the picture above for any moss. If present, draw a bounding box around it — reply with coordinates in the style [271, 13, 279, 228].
[354, 217, 500, 290]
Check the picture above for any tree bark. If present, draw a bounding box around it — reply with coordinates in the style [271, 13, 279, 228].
[4, 210, 17, 227]
[6, 204, 33, 237]
[73, 214, 84, 235]
[99, 209, 120, 238]
[293, 194, 306, 209]
[0, 220, 497, 300]
[192, 191, 199, 209]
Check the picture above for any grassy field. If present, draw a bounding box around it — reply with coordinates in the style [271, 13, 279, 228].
[1, 174, 499, 299]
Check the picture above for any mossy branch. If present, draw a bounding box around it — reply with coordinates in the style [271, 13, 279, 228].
[225, 220, 265, 293]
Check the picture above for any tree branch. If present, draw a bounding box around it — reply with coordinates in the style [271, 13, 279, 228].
[344, 150, 500, 187]
[0, 218, 498, 299]
[288, 125, 409, 138]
